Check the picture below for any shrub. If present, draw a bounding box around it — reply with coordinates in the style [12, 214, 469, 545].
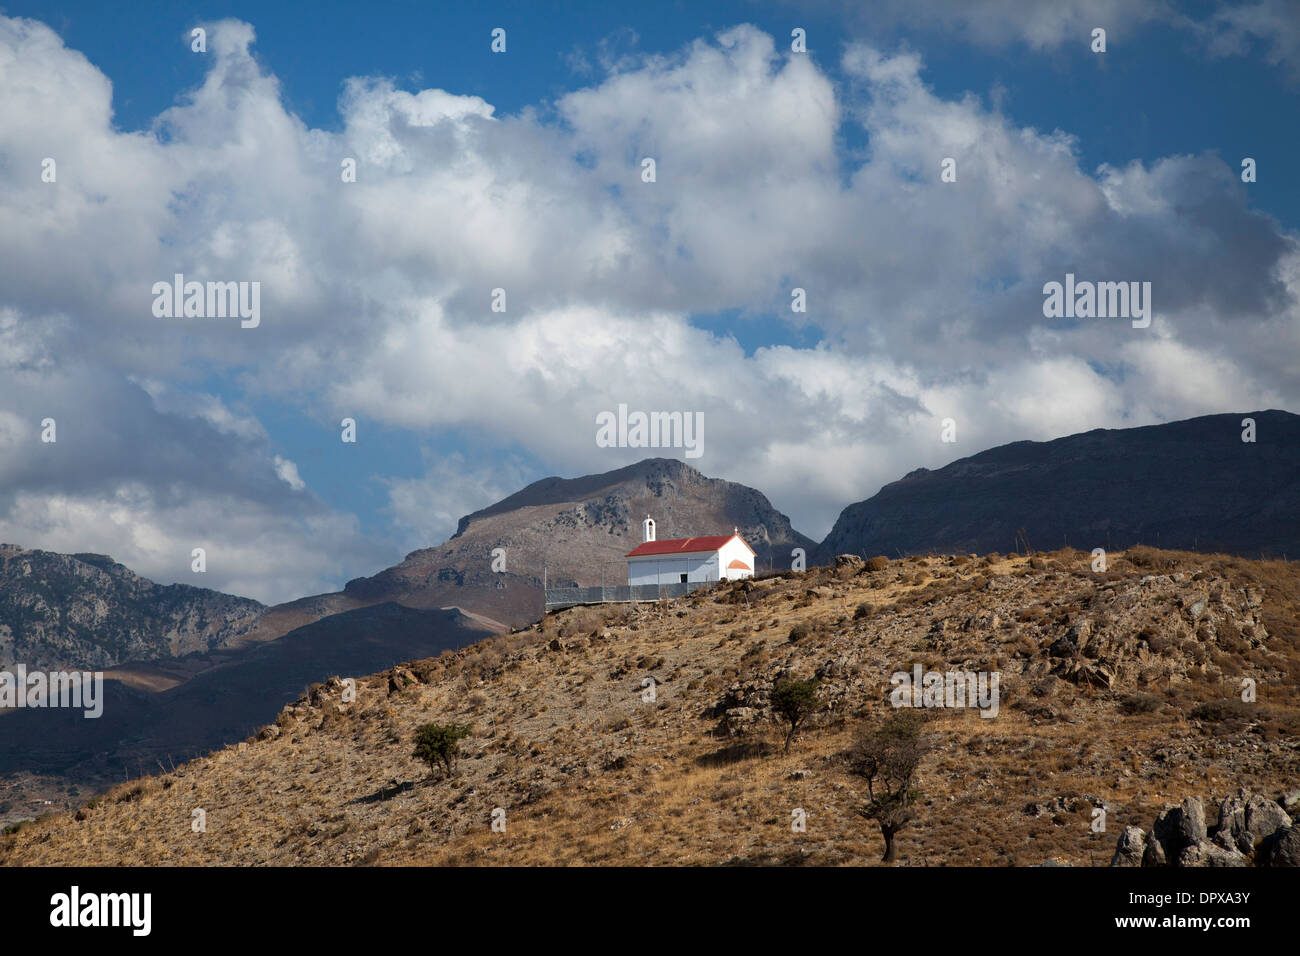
[1119, 693, 1162, 715]
[1189, 699, 1256, 731]
[866, 556, 890, 573]
[770, 678, 820, 753]
[854, 602, 875, 620]
[1126, 546, 1175, 571]
[788, 622, 811, 643]
[413, 722, 473, 778]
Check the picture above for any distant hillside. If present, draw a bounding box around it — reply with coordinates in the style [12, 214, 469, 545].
[0, 545, 265, 671]
[338, 457, 816, 628]
[818, 411, 1300, 563]
[0, 603, 491, 824]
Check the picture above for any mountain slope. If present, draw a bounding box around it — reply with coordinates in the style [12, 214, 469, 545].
[5, 546, 1297, 865]
[0, 603, 491, 825]
[0, 457, 811, 820]
[0, 545, 265, 671]
[336, 457, 816, 628]
[818, 410, 1300, 563]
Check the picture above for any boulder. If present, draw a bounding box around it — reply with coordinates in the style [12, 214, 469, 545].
[1142, 836, 1167, 867]
[387, 666, 418, 695]
[1212, 828, 1240, 853]
[1264, 826, 1300, 867]
[1147, 801, 1205, 865]
[1245, 793, 1292, 840]
[722, 706, 761, 737]
[1110, 826, 1146, 867]
[1216, 788, 1249, 841]
[1177, 796, 1208, 846]
[1178, 840, 1249, 867]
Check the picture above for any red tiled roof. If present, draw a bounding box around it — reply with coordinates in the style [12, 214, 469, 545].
[727, 559, 752, 571]
[626, 534, 739, 557]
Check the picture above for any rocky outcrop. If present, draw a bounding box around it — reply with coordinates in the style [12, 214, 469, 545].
[1113, 788, 1295, 867]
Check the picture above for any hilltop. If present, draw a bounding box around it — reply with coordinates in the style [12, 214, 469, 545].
[6, 546, 1297, 866]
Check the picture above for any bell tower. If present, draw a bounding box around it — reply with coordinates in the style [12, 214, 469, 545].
[643, 516, 656, 543]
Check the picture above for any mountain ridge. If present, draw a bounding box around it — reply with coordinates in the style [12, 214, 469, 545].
[817, 410, 1300, 563]
[0, 545, 265, 671]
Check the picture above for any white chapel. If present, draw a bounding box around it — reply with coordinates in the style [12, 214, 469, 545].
[624, 516, 757, 586]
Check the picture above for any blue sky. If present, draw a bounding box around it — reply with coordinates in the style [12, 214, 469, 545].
[1, 1, 1297, 602]
[17, 0, 1298, 227]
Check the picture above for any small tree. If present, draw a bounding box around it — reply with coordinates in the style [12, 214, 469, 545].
[413, 722, 472, 779]
[847, 712, 929, 862]
[770, 678, 820, 754]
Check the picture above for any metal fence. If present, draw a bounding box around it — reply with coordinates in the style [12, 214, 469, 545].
[543, 581, 710, 612]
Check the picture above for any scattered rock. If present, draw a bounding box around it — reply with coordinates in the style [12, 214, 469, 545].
[601, 752, 628, 772]
[1048, 634, 1078, 658]
[387, 666, 418, 695]
[834, 555, 864, 578]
